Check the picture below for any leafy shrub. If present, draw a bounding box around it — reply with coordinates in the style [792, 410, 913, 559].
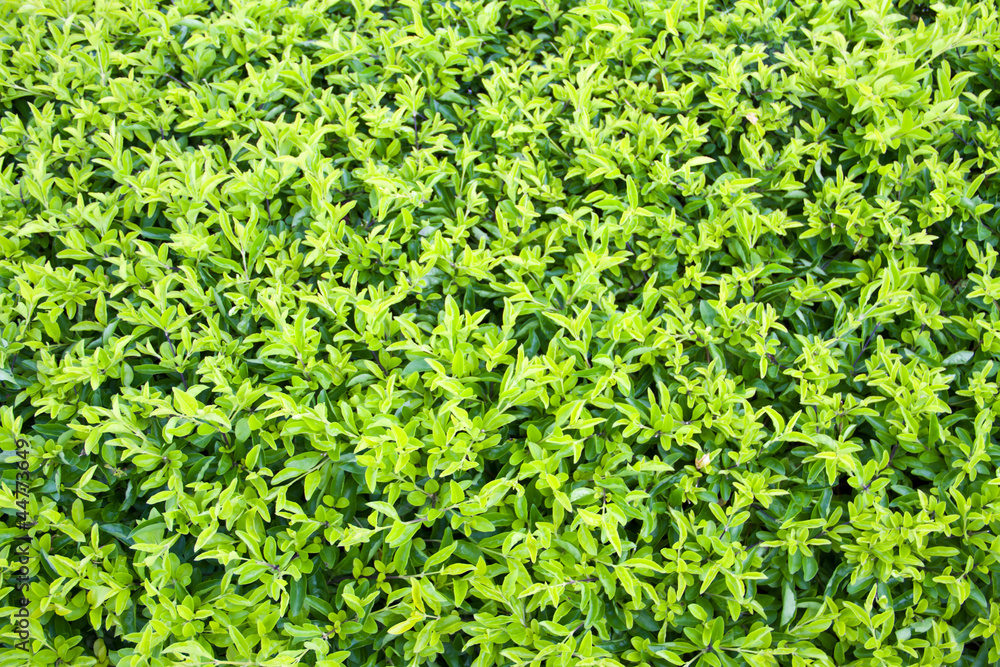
[2, 0, 1000, 666]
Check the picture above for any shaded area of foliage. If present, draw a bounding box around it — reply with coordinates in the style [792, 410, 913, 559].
[2, 0, 1000, 666]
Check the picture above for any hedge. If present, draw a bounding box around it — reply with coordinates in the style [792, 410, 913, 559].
[2, 0, 1000, 666]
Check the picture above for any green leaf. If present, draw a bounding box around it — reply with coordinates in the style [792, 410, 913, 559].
[782, 579, 797, 627]
[235, 418, 252, 443]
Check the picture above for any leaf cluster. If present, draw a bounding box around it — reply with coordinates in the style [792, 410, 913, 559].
[2, 1, 1000, 667]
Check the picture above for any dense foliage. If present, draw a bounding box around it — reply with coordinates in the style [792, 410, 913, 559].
[2, 0, 1000, 666]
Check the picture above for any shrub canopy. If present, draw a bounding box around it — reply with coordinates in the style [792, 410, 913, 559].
[2, 1, 1000, 667]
